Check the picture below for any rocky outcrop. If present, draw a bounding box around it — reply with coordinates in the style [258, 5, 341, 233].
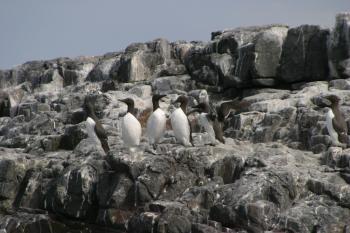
[278, 25, 330, 83]
[0, 13, 350, 233]
[330, 13, 350, 79]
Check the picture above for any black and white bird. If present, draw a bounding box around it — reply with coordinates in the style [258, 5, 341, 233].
[119, 98, 142, 147]
[83, 97, 110, 154]
[323, 95, 348, 147]
[189, 102, 222, 145]
[170, 95, 193, 147]
[217, 97, 250, 122]
[190, 93, 250, 144]
[147, 94, 167, 149]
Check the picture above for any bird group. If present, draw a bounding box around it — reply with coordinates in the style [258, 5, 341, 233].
[83, 92, 247, 155]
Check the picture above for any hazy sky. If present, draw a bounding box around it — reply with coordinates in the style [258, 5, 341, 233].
[0, 0, 349, 69]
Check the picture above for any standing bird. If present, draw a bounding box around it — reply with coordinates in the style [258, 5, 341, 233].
[147, 94, 167, 149]
[83, 97, 110, 154]
[217, 97, 250, 122]
[119, 98, 142, 147]
[189, 102, 222, 145]
[323, 95, 348, 147]
[170, 96, 193, 147]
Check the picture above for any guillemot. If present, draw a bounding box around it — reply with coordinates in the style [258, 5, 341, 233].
[170, 95, 193, 147]
[323, 95, 348, 147]
[217, 97, 250, 122]
[83, 97, 110, 154]
[189, 102, 222, 145]
[147, 94, 167, 149]
[119, 98, 142, 147]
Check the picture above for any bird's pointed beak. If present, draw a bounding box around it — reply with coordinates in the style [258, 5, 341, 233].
[171, 98, 179, 106]
[321, 97, 332, 107]
[187, 104, 201, 115]
[119, 99, 127, 104]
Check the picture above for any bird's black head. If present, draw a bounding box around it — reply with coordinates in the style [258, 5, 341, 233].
[173, 95, 188, 113]
[152, 94, 166, 110]
[189, 103, 209, 114]
[325, 94, 341, 106]
[174, 95, 188, 105]
[119, 98, 136, 114]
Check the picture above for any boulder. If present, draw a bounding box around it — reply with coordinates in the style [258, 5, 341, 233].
[86, 53, 121, 82]
[251, 27, 288, 85]
[278, 25, 330, 83]
[329, 13, 350, 78]
[113, 38, 171, 82]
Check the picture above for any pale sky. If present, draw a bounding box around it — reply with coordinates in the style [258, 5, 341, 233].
[0, 0, 349, 69]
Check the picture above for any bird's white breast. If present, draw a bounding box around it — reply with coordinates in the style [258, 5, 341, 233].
[122, 113, 142, 147]
[86, 117, 101, 145]
[147, 108, 166, 144]
[170, 108, 190, 146]
[326, 108, 340, 144]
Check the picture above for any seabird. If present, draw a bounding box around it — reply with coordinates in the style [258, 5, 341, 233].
[83, 97, 110, 153]
[170, 95, 193, 147]
[147, 94, 167, 149]
[189, 102, 222, 145]
[323, 95, 348, 147]
[217, 97, 250, 122]
[119, 98, 142, 147]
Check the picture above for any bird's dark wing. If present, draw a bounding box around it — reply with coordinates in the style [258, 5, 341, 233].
[333, 116, 347, 135]
[333, 117, 348, 144]
[218, 98, 250, 122]
[95, 122, 110, 153]
[207, 112, 217, 122]
[188, 118, 194, 146]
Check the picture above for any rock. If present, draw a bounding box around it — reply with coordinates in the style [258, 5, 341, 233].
[101, 80, 117, 93]
[307, 178, 350, 208]
[329, 13, 350, 78]
[184, 44, 221, 86]
[329, 79, 350, 90]
[152, 75, 193, 94]
[252, 27, 288, 81]
[232, 43, 255, 88]
[57, 57, 98, 86]
[0, 14, 350, 233]
[278, 25, 330, 83]
[45, 163, 100, 219]
[114, 38, 171, 82]
[59, 122, 88, 150]
[323, 147, 350, 168]
[191, 223, 220, 233]
[276, 195, 350, 233]
[210, 169, 296, 231]
[128, 85, 152, 98]
[86, 53, 120, 82]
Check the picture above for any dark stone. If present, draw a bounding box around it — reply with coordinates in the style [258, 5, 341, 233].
[330, 13, 350, 78]
[278, 25, 330, 83]
[232, 43, 255, 88]
[59, 123, 88, 150]
[101, 80, 117, 92]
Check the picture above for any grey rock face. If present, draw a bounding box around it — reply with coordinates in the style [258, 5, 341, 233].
[111, 38, 175, 82]
[278, 25, 330, 83]
[330, 13, 350, 79]
[212, 25, 288, 88]
[252, 27, 288, 82]
[1, 13, 350, 233]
